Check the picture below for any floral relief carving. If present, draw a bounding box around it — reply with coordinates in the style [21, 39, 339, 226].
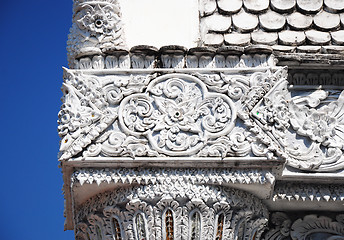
[286, 90, 344, 171]
[58, 66, 344, 172]
[238, 68, 290, 161]
[236, 66, 344, 172]
[263, 212, 344, 240]
[58, 69, 156, 160]
[61, 70, 275, 160]
[67, 0, 126, 66]
[118, 74, 237, 156]
[75, 182, 268, 240]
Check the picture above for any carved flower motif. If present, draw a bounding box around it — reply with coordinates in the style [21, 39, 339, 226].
[302, 111, 337, 143]
[119, 74, 236, 155]
[155, 97, 198, 132]
[290, 90, 344, 150]
[76, 4, 120, 38]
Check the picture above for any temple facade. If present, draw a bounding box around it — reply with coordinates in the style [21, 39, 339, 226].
[58, 0, 344, 239]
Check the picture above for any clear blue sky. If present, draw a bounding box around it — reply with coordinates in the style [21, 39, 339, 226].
[1, 0, 75, 239]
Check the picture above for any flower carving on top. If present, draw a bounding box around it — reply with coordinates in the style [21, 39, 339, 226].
[67, 0, 126, 66]
[75, 3, 121, 42]
[118, 74, 237, 156]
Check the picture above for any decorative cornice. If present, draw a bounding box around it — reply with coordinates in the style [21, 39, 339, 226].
[272, 182, 344, 202]
[72, 168, 276, 186]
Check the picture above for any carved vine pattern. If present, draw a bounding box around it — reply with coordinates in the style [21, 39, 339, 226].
[59, 66, 344, 172]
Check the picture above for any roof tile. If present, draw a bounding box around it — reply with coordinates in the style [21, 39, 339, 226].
[324, 0, 344, 13]
[217, 0, 242, 14]
[245, 45, 273, 54]
[331, 30, 344, 45]
[340, 13, 344, 26]
[232, 10, 259, 32]
[259, 10, 286, 31]
[197, 0, 344, 52]
[203, 13, 232, 32]
[297, 45, 322, 53]
[297, 0, 323, 13]
[271, 0, 296, 12]
[204, 33, 224, 46]
[224, 33, 251, 46]
[272, 45, 296, 52]
[305, 30, 331, 45]
[278, 30, 306, 45]
[243, 0, 269, 13]
[199, 0, 217, 16]
[314, 11, 340, 31]
[251, 31, 278, 45]
[322, 45, 344, 53]
[287, 12, 313, 30]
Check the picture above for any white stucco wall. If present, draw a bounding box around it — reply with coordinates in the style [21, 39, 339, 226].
[119, 0, 200, 48]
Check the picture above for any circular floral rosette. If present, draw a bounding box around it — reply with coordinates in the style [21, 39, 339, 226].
[118, 74, 237, 156]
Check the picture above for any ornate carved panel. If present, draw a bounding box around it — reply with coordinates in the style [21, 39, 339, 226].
[58, 67, 287, 161]
[74, 184, 269, 240]
[58, 66, 344, 172]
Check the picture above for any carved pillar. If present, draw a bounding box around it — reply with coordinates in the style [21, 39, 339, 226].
[60, 0, 344, 239]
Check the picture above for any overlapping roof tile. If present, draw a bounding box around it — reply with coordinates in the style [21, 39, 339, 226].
[324, 0, 344, 13]
[251, 31, 278, 45]
[217, 0, 242, 13]
[232, 10, 259, 32]
[287, 12, 312, 30]
[201, 0, 344, 52]
[279, 30, 306, 45]
[306, 30, 331, 45]
[259, 10, 286, 31]
[243, 0, 269, 13]
[297, 0, 323, 13]
[314, 11, 340, 30]
[331, 30, 344, 45]
[271, 0, 296, 12]
[224, 33, 251, 45]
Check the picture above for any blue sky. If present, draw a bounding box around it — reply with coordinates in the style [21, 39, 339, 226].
[1, 0, 75, 239]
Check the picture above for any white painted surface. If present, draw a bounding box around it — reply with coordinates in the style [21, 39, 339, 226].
[119, 0, 200, 48]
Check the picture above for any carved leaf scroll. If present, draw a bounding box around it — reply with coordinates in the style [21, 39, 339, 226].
[286, 90, 344, 171]
[263, 212, 344, 240]
[118, 74, 237, 156]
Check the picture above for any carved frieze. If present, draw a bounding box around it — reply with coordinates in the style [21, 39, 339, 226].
[272, 182, 344, 202]
[72, 168, 275, 186]
[58, 66, 344, 172]
[75, 183, 269, 240]
[58, 68, 288, 161]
